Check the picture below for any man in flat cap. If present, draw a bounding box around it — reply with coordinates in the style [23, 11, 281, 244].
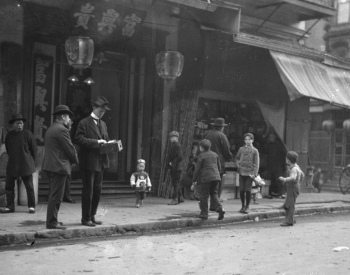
[0, 114, 37, 214]
[75, 96, 111, 227]
[43, 105, 78, 229]
[167, 131, 184, 205]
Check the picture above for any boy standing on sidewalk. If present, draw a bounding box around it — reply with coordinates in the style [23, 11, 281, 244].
[167, 131, 184, 205]
[278, 151, 304, 226]
[192, 139, 225, 220]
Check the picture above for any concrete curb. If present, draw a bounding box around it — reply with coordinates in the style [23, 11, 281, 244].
[1, 204, 350, 247]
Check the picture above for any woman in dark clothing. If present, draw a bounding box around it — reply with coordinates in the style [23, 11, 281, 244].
[235, 133, 260, 214]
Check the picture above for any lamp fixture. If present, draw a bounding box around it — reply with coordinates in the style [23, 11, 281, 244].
[84, 77, 95, 85]
[68, 75, 79, 82]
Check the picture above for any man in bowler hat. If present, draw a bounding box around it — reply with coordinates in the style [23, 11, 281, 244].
[43, 105, 78, 229]
[203, 118, 233, 205]
[0, 114, 37, 214]
[75, 96, 111, 227]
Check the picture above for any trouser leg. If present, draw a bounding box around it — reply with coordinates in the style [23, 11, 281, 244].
[22, 174, 35, 209]
[211, 174, 224, 206]
[91, 171, 103, 218]
[199, 182, 210, 217]
[81, 169, 95, 222]
[46, 172, 66, 227]
[171, 171, 181, 200]
[209, 180, 222, 211]
[5, 176, 16, 211]
[63, 174, 71, 200]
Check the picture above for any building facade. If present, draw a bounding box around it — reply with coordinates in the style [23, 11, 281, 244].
[1, 0, 345, 201]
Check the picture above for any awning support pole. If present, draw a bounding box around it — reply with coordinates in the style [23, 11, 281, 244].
[256, 3, 284, 33]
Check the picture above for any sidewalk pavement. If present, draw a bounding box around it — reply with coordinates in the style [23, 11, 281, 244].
[1, 186, 350, 247]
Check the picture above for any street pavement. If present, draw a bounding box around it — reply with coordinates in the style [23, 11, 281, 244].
[1, 185, 350, 247]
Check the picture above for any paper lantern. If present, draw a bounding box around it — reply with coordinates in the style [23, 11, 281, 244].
[155, 51, 184, 80]
[343, 119, 350, 132]
[65, 36, 94, 72]
[322, 119, 335, 132]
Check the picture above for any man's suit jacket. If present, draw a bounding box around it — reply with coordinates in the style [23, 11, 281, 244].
[5, 129, 37, 177]
[42, 121, 78, 175]
[75, 116, 110, 171]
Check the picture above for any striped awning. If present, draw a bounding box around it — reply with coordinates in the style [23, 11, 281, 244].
[270, 50, 350, 109]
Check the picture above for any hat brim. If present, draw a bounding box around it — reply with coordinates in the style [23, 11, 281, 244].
[91, 100, 111, 111]
[9, 118, 27, 124]
[52, 110, 74, 117]
[210, 123, 228, 126]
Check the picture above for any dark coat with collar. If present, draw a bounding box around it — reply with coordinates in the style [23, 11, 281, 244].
[42, 121, 78, 174]
[192, 149, 221, 184]
[5, 129, 37, 177]
[75, 116, 110, 171]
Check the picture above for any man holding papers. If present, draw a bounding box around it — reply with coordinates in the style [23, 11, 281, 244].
[75, 96, 112, 227]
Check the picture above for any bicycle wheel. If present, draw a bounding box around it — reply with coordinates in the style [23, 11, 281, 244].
[339, 167, 350, 194]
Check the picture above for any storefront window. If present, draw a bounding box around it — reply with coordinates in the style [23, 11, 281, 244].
[194, 97, 267, 155]
[337, 0, 350, 24]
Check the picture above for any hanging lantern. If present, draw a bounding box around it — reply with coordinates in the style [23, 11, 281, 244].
[322, 119, 335, 133]
[65, 36, 94, 73]
[343, 119, 350, 132]
[155, 51, 184, 80]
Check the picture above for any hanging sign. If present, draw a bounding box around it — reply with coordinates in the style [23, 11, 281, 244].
[70, 1, 147, 42]
[33, 54, 54, 146]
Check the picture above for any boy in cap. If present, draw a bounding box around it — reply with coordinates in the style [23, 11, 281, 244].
[279, 151, 304, 226]
[130, 159, 152, 208]
[1, 114, 37, 214]
[192, 139, 225, 220]
[167, 131, 184, 205]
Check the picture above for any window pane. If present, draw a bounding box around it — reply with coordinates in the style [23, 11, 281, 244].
[335, 156, 343, 167]
[338, 2, 350, 24]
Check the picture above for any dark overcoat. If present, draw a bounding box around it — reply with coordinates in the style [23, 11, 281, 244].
[42, 121, 78, 174]
[167, 141, 183, 172]
[5, 129, 37, 177]
[203, 129, 233, 173]
[75, 116, 110, 171]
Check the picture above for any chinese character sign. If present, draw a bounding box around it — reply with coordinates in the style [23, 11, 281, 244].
[70, 1, 146, 42]
[33, 54, 54, 146]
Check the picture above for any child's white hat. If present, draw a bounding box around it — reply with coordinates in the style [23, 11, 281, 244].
[137, 159, 146, 164]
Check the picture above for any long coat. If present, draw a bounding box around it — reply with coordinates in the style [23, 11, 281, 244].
[42, 121, 78, 174]
[75, 116, 110, 171]
[5, 129, 37, 177]
[203, 129, 233, 173]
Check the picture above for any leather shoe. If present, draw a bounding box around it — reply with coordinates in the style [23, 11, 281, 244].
[168, 199, 178, 205]
[280, 222, 293, 226]
[218, 208, 225, 221]
[46, 224, 67, 230]
[0, 208, 14, 214]
[91, 218, 103, 225]
[195, 214, 208, 220]
[81, 220, 96, 227]
[239, 207, 245, 213]
[63, 198, 76, 203]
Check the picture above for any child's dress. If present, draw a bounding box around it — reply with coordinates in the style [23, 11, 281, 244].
[130, 171, 152, 207]
[130, 171, 152, 192]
